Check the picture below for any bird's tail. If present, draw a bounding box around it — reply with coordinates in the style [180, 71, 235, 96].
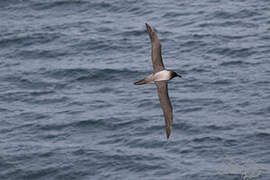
[134, 78, 148, 85]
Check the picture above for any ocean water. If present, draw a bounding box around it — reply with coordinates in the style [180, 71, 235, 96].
[1, 0, 270, 179]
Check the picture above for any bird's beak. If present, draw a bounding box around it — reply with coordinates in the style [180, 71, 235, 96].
[178, 74, 182, 78]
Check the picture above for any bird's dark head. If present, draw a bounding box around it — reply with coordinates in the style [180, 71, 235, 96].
[171, 71, 182, 79]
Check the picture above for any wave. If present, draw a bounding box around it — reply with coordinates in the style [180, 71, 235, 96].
[30, 0, 89, 10]
[44, 68, 142, 82]
[207, 47, 254, 58]
[219, 60, 261, 67]
[1, 68, 142, 92]
[208, 9, 261, 20]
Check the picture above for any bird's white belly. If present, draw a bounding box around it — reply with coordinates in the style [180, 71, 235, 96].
[154, 70, 171, 81]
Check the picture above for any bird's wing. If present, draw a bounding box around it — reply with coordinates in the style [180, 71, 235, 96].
[155, 81, 173, 139]
[146, 23, 165, 73]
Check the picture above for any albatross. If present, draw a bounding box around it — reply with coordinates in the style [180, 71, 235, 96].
[134, 23, 181, 139]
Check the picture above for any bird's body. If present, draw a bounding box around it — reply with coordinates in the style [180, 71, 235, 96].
[134, 23, 181, 139]
[134, 70, 179, 85]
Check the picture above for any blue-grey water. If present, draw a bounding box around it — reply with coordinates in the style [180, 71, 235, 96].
[1, 0, 270, 180]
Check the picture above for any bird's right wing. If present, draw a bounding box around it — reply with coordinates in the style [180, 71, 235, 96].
[155, 81, 173, 139]
[146, 23, 165, 73]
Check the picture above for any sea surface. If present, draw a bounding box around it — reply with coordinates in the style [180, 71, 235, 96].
[1, 0, 270, 180]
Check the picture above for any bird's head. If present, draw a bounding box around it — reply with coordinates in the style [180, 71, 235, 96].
[171, 71, 182, 79]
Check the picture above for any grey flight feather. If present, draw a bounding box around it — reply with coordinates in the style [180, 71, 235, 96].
[145, 23, 165, 73]
[155, 81, 173, 139]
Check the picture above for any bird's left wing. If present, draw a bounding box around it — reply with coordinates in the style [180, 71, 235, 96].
[155, 81, 173, 139]
[146, 23, 165, 73]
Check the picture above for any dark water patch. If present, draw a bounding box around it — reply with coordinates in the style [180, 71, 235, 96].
[119, 29, 146, 37]
[89, 101, 113, 109]
[198, 20, 256, 28]
[181, 40, 208, 49]
[0, 159, 14, 179]
[136, 99, 155, 109]
[0, 1, 30, 12]
[0, 0, 17, 7]
[163, 11, 192, 18]
[173, 122, 204, 135]
[0, 91, 33, 103]
[100, 1, 151, 15]
[209, 9, 261, 20]
[27, 95, 69, 105]
[89, 148, 165, 170]
[107, 159, 164, 175]
[0, 89, 68, 105]
[176, 98, 224, 108]
[191, 33, 214, 39]
[220, 34, 257, 40]
[98, 117, 148, 139]
[19, 112, 50, 122]
[15, 82, 63, 95]
[260, 33, 270, 41]
[16, 48, 69, 60]
[34, 123, 71, 132]
[192, 136, 223, 143]
[9, 122, 66, 140]
[68, 37, 123, 54]
[0, 32, 61, 49]
[209, 11, 232, 19]
[31, 0, 133, 15]
[237, 101, 250, 108]
[177, 106, 203, 113]
[45, 68, 92, 80]
[207, 47, 254, 58]
[143, 124, 163, 132]
[255, 131, 270, 138]
[241, 131, 270, 148]
[210, 78, 233, 85]
[95, 87, 115, 93]
[30, 0, 89, 11]
[203, 124, 235, 131]
[98, 137, 125, 146]
[44, 68, 141, 83]
[189, 66, 212, 73]
[234, 9, 262, 19]
[125, 138, 166, 149]
[29, 90, 55, 96]
[247, 106, 270, 116]
[219, 60, 255, 67]
[253, 80, 270, 86]
[64, 117, 129, 131]
[41, 131, 70, 140]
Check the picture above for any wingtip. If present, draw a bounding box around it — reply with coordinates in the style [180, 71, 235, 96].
[145, 23, 151, 31]
[166, 129, 171, 139]
[145, 23, 154, 41]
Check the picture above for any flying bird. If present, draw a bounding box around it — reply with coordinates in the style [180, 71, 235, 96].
[134, 23, 181, 139]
